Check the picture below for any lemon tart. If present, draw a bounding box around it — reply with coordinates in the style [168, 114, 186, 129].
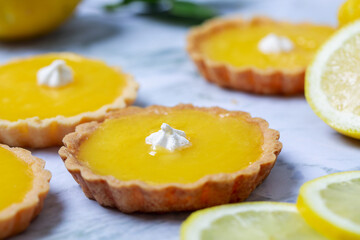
[187, 16, 334, 94]
[59, 105, 282, 213]
[0, 144, 51, 239]
[0, 53, 138, 148]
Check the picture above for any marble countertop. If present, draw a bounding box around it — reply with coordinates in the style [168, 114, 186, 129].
[2, 0, 359, 239]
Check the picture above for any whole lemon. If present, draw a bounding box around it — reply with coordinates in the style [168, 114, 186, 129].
[338, 0, 360, 26]
[0, 0, 81, 41]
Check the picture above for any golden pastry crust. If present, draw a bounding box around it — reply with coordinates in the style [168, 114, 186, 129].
[0, 144, 51, 239]
[59, 104, 282, 213]
[0, 65, 138, 148]
[187, 16, 318, 95]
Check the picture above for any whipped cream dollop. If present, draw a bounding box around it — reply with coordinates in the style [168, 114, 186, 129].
[37, 60, 74, 87]
[146, 123, 191, 152]
[258, 33, 294, 54]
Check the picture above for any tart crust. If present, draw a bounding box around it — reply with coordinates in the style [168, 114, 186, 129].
[0, 144, 51, 239]
[0, 62, 138, 148]
[59, 104, 282, 213]
[187, 16, 318, 95]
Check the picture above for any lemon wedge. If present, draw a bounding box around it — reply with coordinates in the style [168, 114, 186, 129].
[338, 0, 360, 26]
[297, 171, 360, 240]
[305, 20, 360, 139]
[181, 202, 327, 240]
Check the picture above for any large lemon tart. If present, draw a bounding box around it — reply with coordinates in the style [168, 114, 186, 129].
[0, 144, 51, 239]
[187, 17, 334, 94]
[59, 105, 282, 213]
[0, 53, 138, 148]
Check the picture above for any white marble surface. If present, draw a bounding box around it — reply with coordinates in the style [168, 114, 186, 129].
[2, 0, 360, 239]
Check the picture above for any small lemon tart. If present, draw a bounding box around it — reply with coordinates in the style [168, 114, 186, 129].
[59, 105, 282, 213]
[0, 144, 51, 239]
[187, 16, 334, 94]
[0, 53, 138, 148]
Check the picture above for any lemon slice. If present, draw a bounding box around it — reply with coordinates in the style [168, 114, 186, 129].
[305, 20, 360, 139]
[338, 0, 360, 26]
[297, 171, 360, 240]
[181, 202, 327, 240]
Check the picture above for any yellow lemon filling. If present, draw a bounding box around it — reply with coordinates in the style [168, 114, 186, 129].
[78, 109, 264, 185]
[0, 53, 128, 121]
[0, 146, 33, 211]
[199, 22, 334, 69]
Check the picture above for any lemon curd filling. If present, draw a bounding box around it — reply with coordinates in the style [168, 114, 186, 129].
[78, 109, 264, 185]
[0, 53, 128, 121]
[199, 22, 334, 69]
[0, 146, 33, 211]
[322, 34, 360, 115]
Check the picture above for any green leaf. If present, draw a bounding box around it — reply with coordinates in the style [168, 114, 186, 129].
[104, 0, 138, 12]
[169, 1, 216, 20]
[104, 0, 217, 23]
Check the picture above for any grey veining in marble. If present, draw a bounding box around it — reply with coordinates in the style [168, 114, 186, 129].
[1, 0, 359, 239]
